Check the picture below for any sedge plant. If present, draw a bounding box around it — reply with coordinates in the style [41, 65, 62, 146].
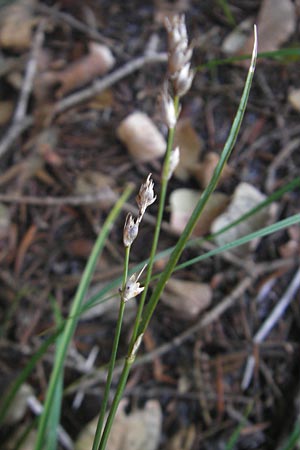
[2, 17, 300, 450]
[1, 177, 300, 434]
[31, 15, 260, 450]
[91, 16, 258, 450]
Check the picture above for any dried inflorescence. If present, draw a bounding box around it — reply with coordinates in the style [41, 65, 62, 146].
[136, 173, 157, 222]
[123, 213, 139, 247]
[160, 15, 195, 181]
[160, 83, 178, 128]
[122, 267, 146, 302]
[123, 174, 156, 248]
[165, 14, 194, 97]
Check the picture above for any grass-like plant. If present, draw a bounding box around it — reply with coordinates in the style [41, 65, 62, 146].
[90, 18, 258, 450]
[31, 16, 258, 450]
[1, 14, 300, 450]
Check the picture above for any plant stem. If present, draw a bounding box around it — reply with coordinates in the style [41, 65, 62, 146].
[97, 357, 132, 450]
[34, 186, 132, 450]
[0, 326, 63, 426]
[138, 27, 257, 336]
[95, 96, 179, 450]
[95, 27, 257, 450]
[130, 95, 179, 346]
[92, 246, 130, 450]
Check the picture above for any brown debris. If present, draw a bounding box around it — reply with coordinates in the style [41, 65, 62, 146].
[38, 42, 115, 98]
[117, 112, 166, 162]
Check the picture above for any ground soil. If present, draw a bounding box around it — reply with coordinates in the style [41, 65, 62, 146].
[0, 1, 300, 449]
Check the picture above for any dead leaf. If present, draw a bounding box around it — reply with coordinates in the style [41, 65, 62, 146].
[0, 203, 10, 240]
[240, 0, 296, 56]
[173, 118, 203, 181]
[279, 225, 300, 258]
[89, 89, 114, 110]
[14, 224, 38, 276]
[0, 0, 38, 51]
[65, 239, 94, 258]
[143, 330, 176, 384]
[161, 278, 212, 319]
[75, 399, 162, 450]
[166, 426, 196, 450]
[40, 42, 115, 98]
[279, 240, 300, 258]
[169, 188, 229, 236]
[73, 171, 116, 208]
[0, 101, 14, 125]
[74, 171, 115, 195]
[288, 88, 300, 112]
[5, 428, 37, 450]
[117, 112, 166, 162]
[3, 382, 33, 425]
[190, 152, 233, 188]
[211, 182, 272, 255]
[222, 18, 254, 55]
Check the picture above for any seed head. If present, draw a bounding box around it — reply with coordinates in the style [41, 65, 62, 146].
[161, 84, 177, 128]
[174, 64, 195, 97]
[136, 173, 157, 221]
[122, 266, 146, 302]
[165, 14, 194, 97]
[123, 213, 139, 247]
[165, 15, 188, 54]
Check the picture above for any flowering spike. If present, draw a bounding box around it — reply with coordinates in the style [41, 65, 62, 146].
[136, 173, 157, 221]
[161, 83, 177, 128]
[122, 265, 146, 302]
[174, 65, 195, 97]
[123, 213, 139, 247]
[165, 14, 194, 97]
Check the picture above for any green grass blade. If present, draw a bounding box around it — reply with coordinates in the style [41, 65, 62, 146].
[197, 48, 300, 71]
[34, 185, 133, 450]
[82, 176, 300, 314]
[91, 246, 130, 450]
[46, 300, 64, 450]
[5, 201, 296, 424]
[217, 0, 236, 27]
[175, 213, 300, 271]
[280, 422, 300, 450]
[0, 326, 62, 425]
[138, 25, 258, 335]
[94, 29, 258, 450]
[225, 403, 253, 450]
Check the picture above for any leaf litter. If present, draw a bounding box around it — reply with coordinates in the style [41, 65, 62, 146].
[0, 2, 300, 450]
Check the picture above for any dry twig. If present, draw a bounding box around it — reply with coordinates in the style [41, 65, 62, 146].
[242, 266, 300, 390]
[0, 190, 116, 206]
[0, 21, 46, 160]
[54, 52, 167, 114]
[265, 138, 300, 193]
[35, 3, 113, 46]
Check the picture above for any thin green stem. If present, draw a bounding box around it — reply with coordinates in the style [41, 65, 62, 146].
[97, 359, 132, 450]
[197, 48, 300, 71]
[34, 186, 132, 450]
[82, 28, 257, 450]
[138, 26, 257, 336]
[87, 32, 256, 450]
[130, 95, 180, 347]
[217, 0, 236, 27]
[92, 246, 130, 450]
[95, 95, 180, 450]
[0, 326, 62, 426]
